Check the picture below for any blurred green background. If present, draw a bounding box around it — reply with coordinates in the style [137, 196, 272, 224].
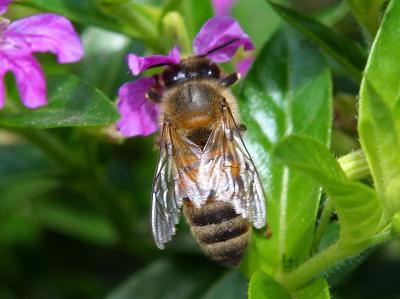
[1, 0, 399, 298]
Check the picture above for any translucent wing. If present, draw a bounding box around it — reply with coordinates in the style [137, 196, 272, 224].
[198, 103, 266, 228]
[151, 121, 203, 249]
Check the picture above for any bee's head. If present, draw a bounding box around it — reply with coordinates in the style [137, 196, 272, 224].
[160, 56, 221, 87]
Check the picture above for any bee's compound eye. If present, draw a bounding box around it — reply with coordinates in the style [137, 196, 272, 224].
[200, 64, 220, 79]
[163, 70, 187, 87]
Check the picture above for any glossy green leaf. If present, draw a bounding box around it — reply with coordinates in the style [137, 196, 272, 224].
[293, 278, 330, 299]
[273, 135, 383, 243]
[0, 74, 119, 128]
[358, 0, 400, 215]
[106, 259, 220, 299]
[346, 0, 385, 37]
[200, 271, 247, 299]
[238, 27, 332, 275]
[232, 0, 281, 48]
[268, 1, 367, 81]
[248, 272, 291, 299]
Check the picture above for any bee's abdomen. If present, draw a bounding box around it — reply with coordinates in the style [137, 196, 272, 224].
[183, 201, 251, 268]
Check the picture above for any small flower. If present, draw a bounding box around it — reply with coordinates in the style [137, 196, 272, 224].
[117, 16, 254, 137]
[0, 0, 11, 15]
[0, 1, 83, 109]
[212, 0, 236, 16]
[211, 0, 255, 77]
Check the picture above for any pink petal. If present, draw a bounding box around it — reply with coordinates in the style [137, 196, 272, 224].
[236, 57, 254, 77]
[0, 73, 4, 109]
[9, 54, 47, 108]
[212, 0, 236, 16]
[127, 47, 180, 76]
[0, 52, 47, 109]
[5, 13, 83, 63]
[116, 77, 159, 137]
[0, 0, 11, 15]
[193, 16, 254, 63]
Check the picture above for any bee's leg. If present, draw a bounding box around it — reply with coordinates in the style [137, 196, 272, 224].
[146, 88, 162, 103]
[220, 73, 240, 87]
[154, 134, 162, 149]
[238, 124, 247, 132]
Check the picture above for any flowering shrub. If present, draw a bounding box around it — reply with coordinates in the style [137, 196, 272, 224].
[0, 0, 399, 299]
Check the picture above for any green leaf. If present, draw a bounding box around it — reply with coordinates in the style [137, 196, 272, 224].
[232, 0, 281, 48]
[95, 0, 161, 48]
[391, 212, 400, 237]
[0, 74, 120, 129]
[200, 271, 247, 299]
[273, 135, 383, 243]
[346, 0, 385, 37]
[106, 259, 221, 299]
[76, 26, 133, 97]
[35, 203, 118, 245]
[267, 1, 367, 81]
[358, 0, 400, 216]
[248, 272, 291, 299]
[238, 27, 332, 275]
[180, 0, 213, 39]
[293, 278, 330, 299]
[22, 0, 132, 36]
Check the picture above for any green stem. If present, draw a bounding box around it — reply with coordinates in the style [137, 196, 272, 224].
[81, 137, 138, 247]
[11, 128, 82, 170]
[338, 149, 370, 180]
[13, 127, 141, 250]
[312, 198, 334, 252]
[279, 226, 393, 291]
[277, 242, 353, 290]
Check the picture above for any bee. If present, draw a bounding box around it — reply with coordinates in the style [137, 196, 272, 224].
[150, 55, 266, 267]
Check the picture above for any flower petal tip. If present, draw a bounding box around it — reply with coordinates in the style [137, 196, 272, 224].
[212, 0, 236, 16]
[0, 0, 12, 15]
[236, 57, 254, 77]
[128, 46, 180, 76]
[6, 13, 84, 63]
[193, 16, 254, 63]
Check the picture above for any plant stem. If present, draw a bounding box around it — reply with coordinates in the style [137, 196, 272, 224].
[12, 128, 82, 170]
[278, 226, 394, 291]
[277, 242, 355, 290]
[312, 198, 335, 252]
[338, 149, 370, 180]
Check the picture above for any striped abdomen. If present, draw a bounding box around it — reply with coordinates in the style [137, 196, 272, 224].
[183, 200, 251, 267]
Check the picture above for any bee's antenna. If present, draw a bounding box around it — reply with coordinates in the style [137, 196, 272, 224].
[205, 38, 240, 56]
[220, 73, 240, 87]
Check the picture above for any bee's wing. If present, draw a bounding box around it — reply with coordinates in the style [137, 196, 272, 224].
[151, 121, 203, 249]
[199, 104, 266, 228]
[151, 122, 181, 249]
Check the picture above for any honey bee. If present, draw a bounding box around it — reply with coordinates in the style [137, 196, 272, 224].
[150, 55, 266, 267]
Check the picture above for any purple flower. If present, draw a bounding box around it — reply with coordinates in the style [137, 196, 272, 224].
[212, 0, 236, 16]
[116, 77, 159, 136]
[117, 16, 254, 137]
[0, 0, 11, 15]
[0, 2, 83, 109]
[236, 56, 254, 77]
